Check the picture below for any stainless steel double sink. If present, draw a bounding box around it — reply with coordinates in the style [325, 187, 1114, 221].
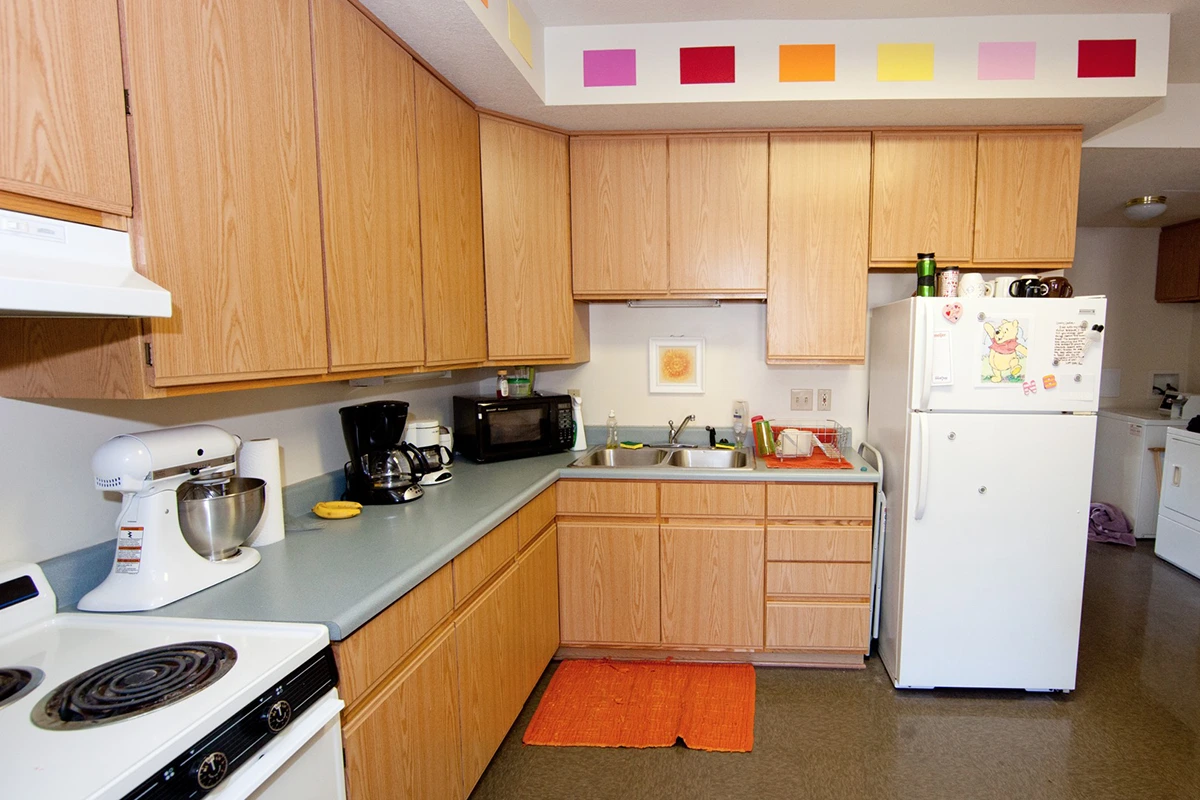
[568, 445, 754, 470]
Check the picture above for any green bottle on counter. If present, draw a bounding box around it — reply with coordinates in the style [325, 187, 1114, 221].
[916, 252, 937, 297]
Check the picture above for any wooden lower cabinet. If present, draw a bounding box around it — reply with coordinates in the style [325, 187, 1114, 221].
[660, 525, 764, 648]
[342, 626, 463, 800]
[518, 525, 560, 693]
[557, 521, 660, 645]
[766, 602, 870, 651]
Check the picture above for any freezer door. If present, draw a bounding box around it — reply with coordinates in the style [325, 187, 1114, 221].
[894, 411, 1096, 690]
[911, 297, 1107, 413]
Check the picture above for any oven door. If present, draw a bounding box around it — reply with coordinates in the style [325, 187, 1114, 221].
[209, 691, 345, 800]
[479, 402, 550, 460]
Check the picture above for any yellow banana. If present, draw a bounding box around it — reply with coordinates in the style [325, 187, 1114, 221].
[313, 501, 363, 520]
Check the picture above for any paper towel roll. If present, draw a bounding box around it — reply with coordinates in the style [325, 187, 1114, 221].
[240, 438, 285, 547]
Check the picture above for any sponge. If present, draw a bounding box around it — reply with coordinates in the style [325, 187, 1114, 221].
[619, 441, 644, 449]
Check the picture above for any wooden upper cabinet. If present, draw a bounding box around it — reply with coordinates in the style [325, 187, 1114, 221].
[767, 133, 871, 364]
[123, 0, 326, 385]
[870, 132, 977, 263]
[570, 137, 669, 297]
[0, 0, 131, 215]
[669, 135, 768, 295]
[312, 0, 423, 372]
[415, 69, 488, 366]
[974, 130, 1082, 264]
[1155, 219, 1200, 303]
[480, 116, 575, 360]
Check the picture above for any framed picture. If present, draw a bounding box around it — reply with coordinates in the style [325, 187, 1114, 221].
[648, 337, 704, 394]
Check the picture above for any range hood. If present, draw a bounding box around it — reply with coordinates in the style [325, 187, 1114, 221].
[0, 209, 171, 318]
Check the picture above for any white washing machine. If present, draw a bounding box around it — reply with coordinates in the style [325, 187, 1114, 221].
[1156, 427, 1200, 579]
[1092, 408, 1185, 538]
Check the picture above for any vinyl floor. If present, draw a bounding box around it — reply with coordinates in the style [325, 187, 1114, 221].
[470, 542, 1200, 800]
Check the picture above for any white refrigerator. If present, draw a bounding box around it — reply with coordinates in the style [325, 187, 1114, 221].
[867, 296, 1107, 691]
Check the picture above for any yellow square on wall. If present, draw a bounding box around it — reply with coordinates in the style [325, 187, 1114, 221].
[877, 43, 934, 82]
[508, 1, 533, 67]
[779, 44, 836, 82]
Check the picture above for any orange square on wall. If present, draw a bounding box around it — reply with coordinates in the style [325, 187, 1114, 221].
[779, 44, 836, 82]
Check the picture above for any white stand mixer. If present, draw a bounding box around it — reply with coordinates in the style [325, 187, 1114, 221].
[78, 425, 262, 612]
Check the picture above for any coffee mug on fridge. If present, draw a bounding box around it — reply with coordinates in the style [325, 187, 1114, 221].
[937, 267, 960, 298]
[1039, 276, 1074, 298]
[989, 276, 1016, 299]
[1009, 275, 1042, 298]
[957, 272, 986, 298]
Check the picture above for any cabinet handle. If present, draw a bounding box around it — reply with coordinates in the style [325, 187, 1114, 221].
[1173, 465, 1182, 487]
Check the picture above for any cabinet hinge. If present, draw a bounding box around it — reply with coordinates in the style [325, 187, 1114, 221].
[124, 89, 131, 116]
[144, 342, 153, 367]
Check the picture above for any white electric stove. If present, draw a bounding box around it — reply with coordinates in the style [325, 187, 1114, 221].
[0, 562, 346, 799]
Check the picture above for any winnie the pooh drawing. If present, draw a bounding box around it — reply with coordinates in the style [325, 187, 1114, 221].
[983, 319, 1028, 383]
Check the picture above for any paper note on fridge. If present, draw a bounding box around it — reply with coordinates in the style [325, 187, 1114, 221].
[930, 330, 954, 385]
[1053, 321, 1089, 366]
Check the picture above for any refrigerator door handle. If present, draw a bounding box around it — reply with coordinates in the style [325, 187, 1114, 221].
[917, 303, 933, 410]
[915, 413, 930, 520]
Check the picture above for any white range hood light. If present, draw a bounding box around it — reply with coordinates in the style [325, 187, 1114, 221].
[0, 209, 171, 318]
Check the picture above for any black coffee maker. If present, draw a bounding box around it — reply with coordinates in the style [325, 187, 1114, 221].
[340, 401, 429, 504]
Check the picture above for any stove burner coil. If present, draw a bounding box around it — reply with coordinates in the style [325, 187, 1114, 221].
[0, 666, 44, 709]
[31, 642, 236, 730]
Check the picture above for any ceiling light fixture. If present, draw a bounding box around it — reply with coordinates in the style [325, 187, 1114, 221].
[1124, 195, 1167, 221]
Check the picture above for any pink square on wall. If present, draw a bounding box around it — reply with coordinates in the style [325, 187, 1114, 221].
[978, 42, 1036, 80]
[680, 46, 736, 84]
[583, 49, 637, 87]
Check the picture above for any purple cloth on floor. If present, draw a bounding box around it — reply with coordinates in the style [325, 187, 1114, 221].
[1089, 503, 1135, 547]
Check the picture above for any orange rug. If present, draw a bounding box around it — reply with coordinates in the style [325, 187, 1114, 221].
[522, 660, 755, 752]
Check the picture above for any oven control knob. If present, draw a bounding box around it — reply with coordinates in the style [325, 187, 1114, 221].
[195, 751, 228, 790]
[265, 699, 292, 732]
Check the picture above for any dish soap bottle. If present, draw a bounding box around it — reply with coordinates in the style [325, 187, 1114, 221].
[496, 369, 509, 399]
[606, 410, 619, 449]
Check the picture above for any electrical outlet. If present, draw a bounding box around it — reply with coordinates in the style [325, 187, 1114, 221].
[790, 389, 813, 412]
[817, 389, 832, 411]
[567, 388, 581, 399]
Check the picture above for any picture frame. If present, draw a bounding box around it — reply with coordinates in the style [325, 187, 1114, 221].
[648, 337, 705, 394]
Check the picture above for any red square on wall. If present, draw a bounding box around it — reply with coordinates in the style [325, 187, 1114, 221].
[1078, 39, 1136, 78]
[680, 46, 736, 84]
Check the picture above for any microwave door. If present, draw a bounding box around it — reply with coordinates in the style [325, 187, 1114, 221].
[482, 404, 549, 458]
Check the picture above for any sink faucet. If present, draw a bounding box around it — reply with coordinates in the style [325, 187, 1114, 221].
[668, 415, 696, 445]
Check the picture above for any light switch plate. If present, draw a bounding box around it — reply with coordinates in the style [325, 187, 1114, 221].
[790, 389, 813, 411]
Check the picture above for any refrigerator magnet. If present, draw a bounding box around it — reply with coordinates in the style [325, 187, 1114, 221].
[1043, 375, 1058, 390]
[941, 303, 963, 323]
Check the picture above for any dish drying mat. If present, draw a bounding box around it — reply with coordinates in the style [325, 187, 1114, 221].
[523, 659, 755, 752]
[763, 422, 853, 469]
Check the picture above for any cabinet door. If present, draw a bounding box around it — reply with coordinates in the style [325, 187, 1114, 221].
[660, 525, 764, 648]
[342, 626, 463, 800]
[455, 563, 526, 794]
[557, 521, 660, 644]
[480, 116, 574, 360]
[974, 130, 1081, 264]
[767, 133, 871, 364]
[415, 68, 488, 365]
[124, 0, 326, 384]
[518, 525, 559, 694]
[1155, 220, 1200, 302]
[668, 135, 768, 295]
[312, 0, 423, 371]
[570, 137, 669, 297]
[870, 132, 976, 263]
[1, 0, 131, 215]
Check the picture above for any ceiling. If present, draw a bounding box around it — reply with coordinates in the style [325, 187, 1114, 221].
[362, 0, 1200, 227]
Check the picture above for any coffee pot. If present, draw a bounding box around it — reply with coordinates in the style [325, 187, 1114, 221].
[408, 419, 454, 486]
[340, 401, 426, 504]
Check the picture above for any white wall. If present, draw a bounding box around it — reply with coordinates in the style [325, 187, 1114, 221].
[1069, 227, 1193, 408]
[1, 372, 488, 564]
[536, 274, 915, 445]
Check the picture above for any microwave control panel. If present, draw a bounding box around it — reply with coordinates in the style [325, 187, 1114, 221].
[555, 403, 575, 447]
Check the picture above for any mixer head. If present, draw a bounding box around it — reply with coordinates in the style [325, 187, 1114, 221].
[93, 425, 240, 493]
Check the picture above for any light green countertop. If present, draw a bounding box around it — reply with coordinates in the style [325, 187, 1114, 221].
[135, 448, 877, 641]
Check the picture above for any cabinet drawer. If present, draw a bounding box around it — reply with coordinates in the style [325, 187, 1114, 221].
[766, 602, 870, 651]
[333, 563, 454, 707]
[557, 480, 657, 517]
[768, 483, 873, 520]
[767, 526, 871, 562]
[660, 482, 764, 520]
[518, 484, 557, 549]
[766, 562, 870, 600]
[454, 514, 518, 604]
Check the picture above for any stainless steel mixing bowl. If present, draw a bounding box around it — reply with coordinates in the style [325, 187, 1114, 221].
[177, 477, 266, 560]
